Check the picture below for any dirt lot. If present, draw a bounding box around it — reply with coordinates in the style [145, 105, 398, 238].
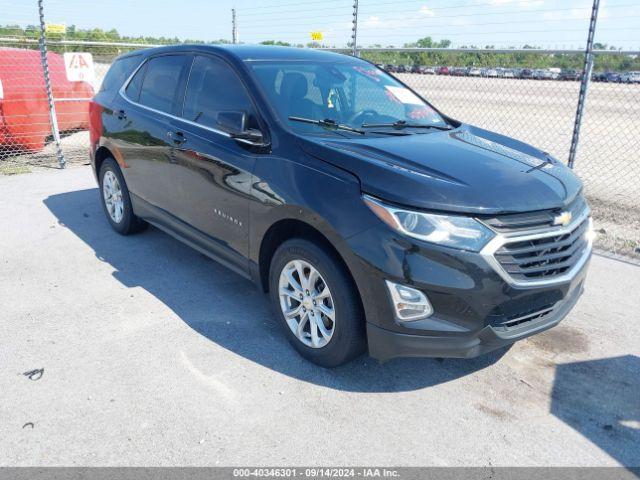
[0, 166, 639, 467]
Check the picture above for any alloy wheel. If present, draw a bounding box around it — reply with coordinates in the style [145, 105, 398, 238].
[102, 170, 124, 224]
[278, 259, 335, 348]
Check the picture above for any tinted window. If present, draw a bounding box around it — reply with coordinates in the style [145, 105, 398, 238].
[124, 62, 146, 101]
[100, 55, 141, 93]
[138, 55, 186, 113]
[182, 55, 255, 129]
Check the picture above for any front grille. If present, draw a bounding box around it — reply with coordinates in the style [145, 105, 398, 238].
[493, 217, 590, 282]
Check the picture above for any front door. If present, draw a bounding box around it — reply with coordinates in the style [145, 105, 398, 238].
[169, 54, 264, 269]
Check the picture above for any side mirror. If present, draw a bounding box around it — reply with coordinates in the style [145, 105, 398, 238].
[217, 110, 267, 147]
[217, 110, 248, 135]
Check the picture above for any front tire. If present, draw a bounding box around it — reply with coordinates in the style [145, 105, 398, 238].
[269, 238, 366, 367]
[98, 157, 146, 235]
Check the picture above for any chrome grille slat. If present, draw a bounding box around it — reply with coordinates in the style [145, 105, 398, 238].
[497, 221, 589, 256]
[497, 236, 586, 264]
[504, 257, 577, 275]
[503, 305, 555, 328]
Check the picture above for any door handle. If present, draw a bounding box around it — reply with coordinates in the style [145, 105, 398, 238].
[167, 130, 186, 145]
[116, 109, 126, 120]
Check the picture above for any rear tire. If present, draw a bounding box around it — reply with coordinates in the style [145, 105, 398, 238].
[269, 238, 366, 367]
[98, 157, 146, 235]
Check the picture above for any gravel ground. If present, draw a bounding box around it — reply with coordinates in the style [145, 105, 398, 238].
[0, 166, 638, 467]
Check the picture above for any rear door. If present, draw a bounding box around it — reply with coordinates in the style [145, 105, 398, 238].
[114, 53, 189, 216]
[168, 54, 265, 269]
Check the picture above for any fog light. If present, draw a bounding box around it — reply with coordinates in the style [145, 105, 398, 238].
[385, 280, 433, 321]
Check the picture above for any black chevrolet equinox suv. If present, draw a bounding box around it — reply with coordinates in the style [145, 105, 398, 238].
[90, 45, 592, 367]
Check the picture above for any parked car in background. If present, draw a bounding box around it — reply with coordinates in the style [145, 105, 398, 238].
[520, 68, 534, 79]
[532, 69, 546, 80]
[468, 67, 482, 77]
[0, 48, 94, 153]
[395, 64, 408, 73]
[91, 45, 592, 366]
[539, 69, 558, 80]
[503, 68, 517, 79]
[423, 66, 436, 75]
[596, 71, 622, 83]
[486, 68, 499, 78]
[559, 69, 581, 81]
[620, 71, 640, 84]
[384, 64, 397, 73]
[437, 66, 450, 75]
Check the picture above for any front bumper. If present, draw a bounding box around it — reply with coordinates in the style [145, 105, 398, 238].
[366, 271, 585, 361]
[344, 221, 591, 362]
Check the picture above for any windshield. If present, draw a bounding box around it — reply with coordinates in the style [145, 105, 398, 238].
[248, 59, 448, 134]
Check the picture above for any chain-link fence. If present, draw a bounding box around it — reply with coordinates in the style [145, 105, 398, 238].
[0, 0, 638, 258]
[0, 37, 154, 170]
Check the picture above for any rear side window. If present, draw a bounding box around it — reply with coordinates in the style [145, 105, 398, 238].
[125, 62, 146, 101]
[182, 55, 256, 129]
[100, 55, 141, 94]
[137, 55, 187, 113]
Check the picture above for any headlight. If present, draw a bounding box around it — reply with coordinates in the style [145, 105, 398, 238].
[363, 195, 495, 251]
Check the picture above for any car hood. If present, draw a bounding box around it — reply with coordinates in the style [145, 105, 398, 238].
[297, 124, 582, 214]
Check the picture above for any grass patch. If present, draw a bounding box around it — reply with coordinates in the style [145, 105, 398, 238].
[0, 163, 31, 175]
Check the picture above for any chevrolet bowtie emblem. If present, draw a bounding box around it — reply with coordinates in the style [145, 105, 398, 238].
[553, 211, 572, 227]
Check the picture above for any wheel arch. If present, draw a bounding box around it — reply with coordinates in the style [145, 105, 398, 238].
[257, 218, 360, 300]
[94, 145, 114, 178]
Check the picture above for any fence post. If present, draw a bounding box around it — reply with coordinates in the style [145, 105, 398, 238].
[351, 0, 359, 57]
[231, 8, 237, 44]
[37, 0, 65, 169]
[568, 0, 600, 169]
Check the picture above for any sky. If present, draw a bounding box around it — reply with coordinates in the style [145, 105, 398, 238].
[4, 0, 640, 49]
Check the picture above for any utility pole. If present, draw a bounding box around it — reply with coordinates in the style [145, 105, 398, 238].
[232, 8, 237, 44]
[568, 0, 599, 169]
[351, 0, 359, 57]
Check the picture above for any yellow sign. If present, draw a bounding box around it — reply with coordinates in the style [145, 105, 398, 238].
[45, 23, 66, 35]
[310, 31, 323, 41]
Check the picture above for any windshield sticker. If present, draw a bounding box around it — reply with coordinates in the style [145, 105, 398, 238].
[353, 66, 381, 82]
[384, 86, 424, 105]
[385, 89, 401, 104]
[408, 105, 439, 121]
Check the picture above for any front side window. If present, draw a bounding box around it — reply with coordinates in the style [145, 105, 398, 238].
[136, 55, 187, 113]
[248, 59, 447, 133]
[182, 55, 256, 130]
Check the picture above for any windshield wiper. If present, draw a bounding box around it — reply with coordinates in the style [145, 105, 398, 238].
[289, 116, 365, 135]
[361, 120, 453, 131]
[367, 130, 412, 136]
